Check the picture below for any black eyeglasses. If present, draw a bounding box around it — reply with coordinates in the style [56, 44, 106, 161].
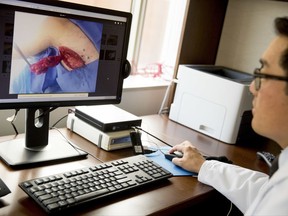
[253, 68, 288, 91]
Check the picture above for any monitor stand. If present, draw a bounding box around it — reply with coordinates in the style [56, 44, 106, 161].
[0, 108, 87, 169]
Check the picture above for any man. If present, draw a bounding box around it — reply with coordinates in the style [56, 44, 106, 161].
[169, 17, 288, 215]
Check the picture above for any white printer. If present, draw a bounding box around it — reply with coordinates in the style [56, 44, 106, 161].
[169, 65, 258, 144]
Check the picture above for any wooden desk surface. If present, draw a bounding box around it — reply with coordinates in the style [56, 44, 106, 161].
[0, 114, 281, 215]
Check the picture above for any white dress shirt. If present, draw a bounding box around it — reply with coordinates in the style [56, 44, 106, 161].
[198, 147, 288, 215]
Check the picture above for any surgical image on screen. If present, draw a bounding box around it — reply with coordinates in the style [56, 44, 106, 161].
[10, 12, 103, 94]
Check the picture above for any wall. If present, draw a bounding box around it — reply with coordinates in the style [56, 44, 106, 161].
[0, 85, 167, 136]
[177, 0, 228, 65]
[216, 0, 288, 73]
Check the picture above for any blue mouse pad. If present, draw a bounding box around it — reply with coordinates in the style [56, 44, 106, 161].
[146, 147, 197, 176]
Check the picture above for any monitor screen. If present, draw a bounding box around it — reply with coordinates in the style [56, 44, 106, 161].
[0, 0, 132, 168]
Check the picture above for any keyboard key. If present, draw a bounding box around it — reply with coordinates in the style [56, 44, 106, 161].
[75, 188, 109, 202]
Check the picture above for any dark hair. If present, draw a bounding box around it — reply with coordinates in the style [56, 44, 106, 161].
[275, 17, 288, 76]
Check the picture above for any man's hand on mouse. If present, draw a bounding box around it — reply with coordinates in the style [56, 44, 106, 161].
[169, 140, 206, 173]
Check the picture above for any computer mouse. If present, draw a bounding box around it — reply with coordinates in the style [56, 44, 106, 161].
[164, 151, 183, 161]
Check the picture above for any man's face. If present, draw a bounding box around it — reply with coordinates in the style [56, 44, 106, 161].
[250, 36, 288, 147]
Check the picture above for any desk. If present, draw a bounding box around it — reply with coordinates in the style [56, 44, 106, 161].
[0, 115, 281, 215]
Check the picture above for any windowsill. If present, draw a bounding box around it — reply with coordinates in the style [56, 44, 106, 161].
[123, 75, 170, 89]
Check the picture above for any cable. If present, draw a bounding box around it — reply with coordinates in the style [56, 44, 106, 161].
[137, 126, 232, 164]
[35, 107, 59, 120]
[133, 126, 173, 147]
[131, 126, 176, 157]
[51, 114, 68, 128]
[134, 126, 211, 157]
[50, 108, 104, 162]
[143, 149, 157, 154]
[158, 78, 178, 115]
[52, 108, 76, 128]
[51, 126, 104, 163]
[6, 108, 20, 135]
[226, 201, 233, 216]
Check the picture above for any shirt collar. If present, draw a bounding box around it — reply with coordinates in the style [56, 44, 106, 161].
[279, 147, 288, 167]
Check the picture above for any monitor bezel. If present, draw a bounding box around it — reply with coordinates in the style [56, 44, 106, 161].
[0, 0, 132, 110]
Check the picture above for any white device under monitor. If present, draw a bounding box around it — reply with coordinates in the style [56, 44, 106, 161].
[67, 113, 132, 151]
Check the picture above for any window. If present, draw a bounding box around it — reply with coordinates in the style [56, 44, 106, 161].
[59, 0, 189, 83]
[129, 0, 188, 81]
[58, 0, 132, 12]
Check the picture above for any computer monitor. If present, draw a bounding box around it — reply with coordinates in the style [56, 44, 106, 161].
[0, 0, 132, 168]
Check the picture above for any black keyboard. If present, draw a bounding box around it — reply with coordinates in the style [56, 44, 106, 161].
[19, 155, 172, 214]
